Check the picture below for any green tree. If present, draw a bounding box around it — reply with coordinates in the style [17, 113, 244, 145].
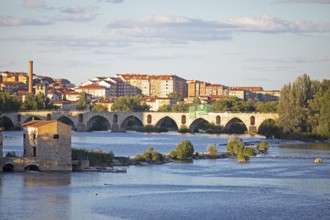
[167, 92, 183, 102]
[76, 92, 89, 110]
[256, 141, 269, 152]
[174, 140, 194, 160]
[20, 94, 38, 110]
[193, 97, 201, 105]
[317, 88, 330, 137]
[92, 104, 107, 112]
[171, 101, 189, 112]
[158, 104, 172, 112]
[0, 92, 20, 111]
[278, 74, 313, 133]
[207, 144, 217, 157]
[226, 136, 245, 155]
[256, 101, 278, 113]
[111, 96, 149, 112]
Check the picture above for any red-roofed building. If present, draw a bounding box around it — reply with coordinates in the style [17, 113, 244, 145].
[75, 84, 111, 98]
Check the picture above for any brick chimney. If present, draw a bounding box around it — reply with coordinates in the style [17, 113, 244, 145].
[28, 60, 33, 94]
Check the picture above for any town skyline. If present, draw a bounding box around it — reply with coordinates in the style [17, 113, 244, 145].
[1, 0, 329, 90]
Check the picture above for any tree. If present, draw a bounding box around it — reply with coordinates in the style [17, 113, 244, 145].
[256, 141, 269, 152]
[20, 94, 38, 110]
[173, 140, 194, 160]
[111, 96, 149, 112]
[317, 88, 330, 137]
[0, 92, 20, 111]
[278, 74, 312, 133]
[207, 144, 217, 157]
[193, 97, 201, 105]
[226, 136, 245, 155]
[167, 92, 183, 102]
[92, 104, 107, 112]
[76, 92, 89, 110]
[158, 104, 172, 112]
[256, 101, 278, 113]
[171, 101, 189, 112]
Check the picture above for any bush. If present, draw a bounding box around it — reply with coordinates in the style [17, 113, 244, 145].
[169, 150, 177, 159]
[137, 125, 168, 133]
[243, 147, 256, 156]
[207, 144, 217, 157]
[226, 136, 245, 155]
[256, 141, 269, 152]
[134, 147, 164, 162]
[173, 140, 194, 160]
[178, 126, 191, 133]
[72, 149, 114, 166]
[237, 153, 249, 163]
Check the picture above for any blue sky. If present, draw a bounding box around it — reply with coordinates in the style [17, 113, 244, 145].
[1, 0, 329, 89]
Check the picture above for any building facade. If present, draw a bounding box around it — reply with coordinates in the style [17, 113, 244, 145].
[23, 120, 72, 171]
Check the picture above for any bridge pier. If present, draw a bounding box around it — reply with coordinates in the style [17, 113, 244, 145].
[76, 123, 86, 132]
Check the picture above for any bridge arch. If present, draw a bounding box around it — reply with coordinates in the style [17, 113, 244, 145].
[23, 116, 41, 124]
[155, 116, 178, 131]
[3, 163, 15, 172]
[24, 164, 40, 171]
[258, 118, 277, 138]
[57, 116, 76, 130]
[0, 116, 15, 130]
[224, 117, 248, 134]
[189, 118, 209, 133]
[86, 115, 111, 131]
[121, 115, 144, 131]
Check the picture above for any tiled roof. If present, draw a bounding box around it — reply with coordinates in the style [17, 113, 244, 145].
[23, 120, 69, 128]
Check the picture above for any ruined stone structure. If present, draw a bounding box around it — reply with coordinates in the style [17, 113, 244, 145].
[1, 110, 278, 133]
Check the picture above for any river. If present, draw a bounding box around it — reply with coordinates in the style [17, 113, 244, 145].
[1, 131, 330, 220]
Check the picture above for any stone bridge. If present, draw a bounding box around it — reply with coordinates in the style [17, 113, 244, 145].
[0, 111, 278, 133]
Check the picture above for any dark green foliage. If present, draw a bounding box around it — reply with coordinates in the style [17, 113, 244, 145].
[171, 101, 189, 112]
[134, 147, 164, 162]
[92, 104, 107, 112]
[172, 140, 194, 160]
[0, 92, 20, 111]
[76, 92, 89, 110]
[158, 104, 172, 112]
[111, 95, 149, 112]
[278, 75, 330, 138]
[167, 92, 183, 102]
[226, 136, 245, 154]
[212, 98, 256, 112]
[20, 93, 54, 110]
[89, 117, 109, 131]
[243, 147, 256, 156]
[72, 149, 114, 167]
[256, 141, 269, 152]
[258, 119, 278, 139]
[256, 101, 278, 113]
[198, 122, 223, 134]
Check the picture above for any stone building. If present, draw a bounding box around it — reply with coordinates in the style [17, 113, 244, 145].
[22, 120, 72, 171]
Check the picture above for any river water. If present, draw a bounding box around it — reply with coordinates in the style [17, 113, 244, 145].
[1, 131, 330, 220]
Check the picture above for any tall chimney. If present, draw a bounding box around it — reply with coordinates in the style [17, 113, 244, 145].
[28, 60, 33, 94]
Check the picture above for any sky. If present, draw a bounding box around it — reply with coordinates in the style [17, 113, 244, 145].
[0, 0, 329, 90]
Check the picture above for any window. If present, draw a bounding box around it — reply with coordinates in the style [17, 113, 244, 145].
[53, 134, 59, 139]
[23, 133, 26, 139]
[33, 134, 36, 139]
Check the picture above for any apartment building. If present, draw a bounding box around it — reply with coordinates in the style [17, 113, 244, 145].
[187, 80, 227, 98]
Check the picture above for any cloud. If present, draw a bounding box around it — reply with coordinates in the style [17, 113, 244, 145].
[0, 15, 52, 26]
[275, 0, 330, 3]
[22, 0, 54, 10]
[226, 15, 330, 33]
[56, 4, 98, 22]
[106, 15, 233, 43]
[98, 0, 124, 3]
[104, 15, 330, 44]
